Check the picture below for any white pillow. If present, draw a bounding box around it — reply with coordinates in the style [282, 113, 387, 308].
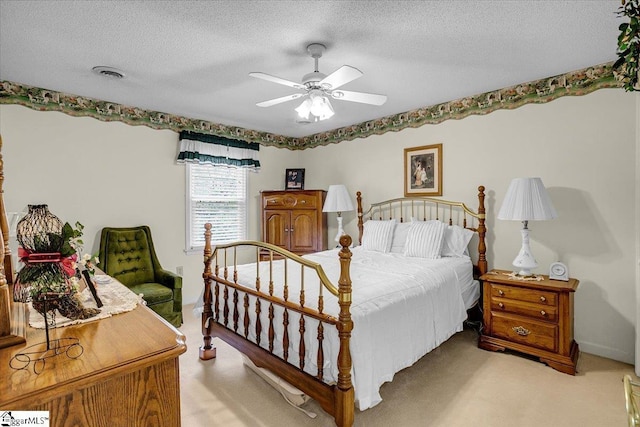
[404, 220, 446, 259]
[390, 221, 412, 253]
[362, 219, 396, 253]
[441, 225, 475, 257]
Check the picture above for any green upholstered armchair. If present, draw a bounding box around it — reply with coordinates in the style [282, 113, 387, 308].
[98, 226, 183, 327]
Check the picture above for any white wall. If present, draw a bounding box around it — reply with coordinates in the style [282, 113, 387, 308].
[0, 87, 637, 365]
[0, 105, 300, 308]
[301, 89, 638, 364]
[636, 91, 640, 375]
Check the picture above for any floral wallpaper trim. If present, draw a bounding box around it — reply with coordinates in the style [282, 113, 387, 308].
[0, 62, 621, 150]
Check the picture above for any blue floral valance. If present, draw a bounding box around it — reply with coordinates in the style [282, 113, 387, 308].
[177, 131, 260, 171]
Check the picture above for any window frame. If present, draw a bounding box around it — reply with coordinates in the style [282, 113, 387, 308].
[185, 163, 249, 255]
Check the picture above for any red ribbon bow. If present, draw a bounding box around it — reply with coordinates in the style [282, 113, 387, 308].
[18, 247, 78, 277]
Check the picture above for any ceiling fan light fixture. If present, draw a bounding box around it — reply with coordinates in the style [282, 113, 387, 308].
[250, 41, 384, 123]
[296, 90, 334, 122]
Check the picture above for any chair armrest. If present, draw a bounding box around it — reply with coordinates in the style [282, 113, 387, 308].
[155, 269, 183, 290]
[155, 269, 183, 321]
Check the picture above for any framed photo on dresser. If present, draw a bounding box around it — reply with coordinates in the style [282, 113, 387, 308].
[285, 168, 305, 190]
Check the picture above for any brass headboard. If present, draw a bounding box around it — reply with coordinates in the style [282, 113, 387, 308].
[356, 186, 487, 275]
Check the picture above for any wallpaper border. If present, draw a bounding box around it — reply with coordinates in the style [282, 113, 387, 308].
[0, 62, 621, 150]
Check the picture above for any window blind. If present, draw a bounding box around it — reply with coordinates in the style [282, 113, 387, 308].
[187, 164, 247, 250]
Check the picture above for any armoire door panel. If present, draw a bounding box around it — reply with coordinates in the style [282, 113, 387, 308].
[264, 210, 289, 249]
[290, 211, 317, 252]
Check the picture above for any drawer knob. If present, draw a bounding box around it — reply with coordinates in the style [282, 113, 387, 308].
[498, 290, 504, 296]
[301, 200, 306, 204]
[540, 310, 546, 316]
[512, 326, 531, 336]
[540, 296, 546, 302]
[498, 302, 504, 309]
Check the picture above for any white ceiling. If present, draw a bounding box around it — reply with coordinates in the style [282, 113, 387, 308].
[0, 1, 622, 138]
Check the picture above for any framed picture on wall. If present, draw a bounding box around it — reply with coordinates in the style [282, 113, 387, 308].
[285, 168, 305, 190]
[404, 144, 442, 196]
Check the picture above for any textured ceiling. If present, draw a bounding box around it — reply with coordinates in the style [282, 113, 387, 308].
[0, 1, 622, 138]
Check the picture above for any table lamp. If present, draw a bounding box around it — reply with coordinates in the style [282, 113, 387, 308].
[322, 185, 354, 244]
[497, 177, 557, 276]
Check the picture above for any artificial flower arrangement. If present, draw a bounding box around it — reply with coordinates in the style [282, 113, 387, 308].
[14, 205, 100, 321]
[78, 252, 100, 276]
[615, 0, 640, 92]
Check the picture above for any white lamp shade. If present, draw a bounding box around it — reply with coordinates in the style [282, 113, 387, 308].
[311, 96, 334, 120]
[497, 177, 557, 221]
[295, 99, 312, 120]
[322, 185, 354, 213]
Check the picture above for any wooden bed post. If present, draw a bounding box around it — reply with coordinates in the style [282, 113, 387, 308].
[0, 135, 24, 349]
[334, 234, 354, 427]
[0, 136, 12, 285]
[200, 223, 216, 360]
[356, 191, 363, 245]
[476, 186, 488, 276]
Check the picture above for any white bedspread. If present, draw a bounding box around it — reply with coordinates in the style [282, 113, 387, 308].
[200, 247, 472, 410]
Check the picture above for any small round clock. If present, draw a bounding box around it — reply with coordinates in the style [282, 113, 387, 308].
[549, 262, 569, 281]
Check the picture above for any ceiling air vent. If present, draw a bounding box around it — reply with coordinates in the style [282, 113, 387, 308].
[91, 66, 125, 79]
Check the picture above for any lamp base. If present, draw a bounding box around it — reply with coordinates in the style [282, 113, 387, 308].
[334, 215, 344, 243]
[512, 226, 538, 276]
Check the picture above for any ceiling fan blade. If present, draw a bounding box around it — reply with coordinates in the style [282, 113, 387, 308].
[256, 93, 305, 107]
[331, 90, 387, 106]
[319, 65, 363, 90]
[249, 72, 305, 89]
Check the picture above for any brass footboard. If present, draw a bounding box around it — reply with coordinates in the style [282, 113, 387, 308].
[199, 224, 354, 427]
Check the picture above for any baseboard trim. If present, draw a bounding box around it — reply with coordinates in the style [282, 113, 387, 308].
[579, 341, 634, 365]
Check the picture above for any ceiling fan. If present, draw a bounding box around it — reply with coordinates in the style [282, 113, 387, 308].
[250, 43, 387, 122]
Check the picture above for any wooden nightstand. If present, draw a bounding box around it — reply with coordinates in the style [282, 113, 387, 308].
[479, 269, 579, 375]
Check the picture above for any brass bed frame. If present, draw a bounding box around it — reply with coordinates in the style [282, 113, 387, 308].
[199, 186, 487, 427]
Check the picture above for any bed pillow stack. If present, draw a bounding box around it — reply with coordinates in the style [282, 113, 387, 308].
[363, 219, 474, 258]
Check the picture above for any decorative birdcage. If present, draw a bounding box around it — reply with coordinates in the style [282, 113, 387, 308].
[13, 205, 99, 321]
[16, 204, 64, 252]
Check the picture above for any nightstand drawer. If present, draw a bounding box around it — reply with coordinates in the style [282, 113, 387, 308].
[491, 298, 558, 322]
[491, 284, 557, 306]
[491, 313, 557, 352]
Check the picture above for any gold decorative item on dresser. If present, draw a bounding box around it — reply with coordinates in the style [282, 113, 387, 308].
[479, 269, 579, 375]
[261, 190, 327, 256]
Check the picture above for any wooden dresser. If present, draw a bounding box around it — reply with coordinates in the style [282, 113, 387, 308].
[479, 270, 579, 375]
[261, 190, 327, 256]
[0, 299, 186, 426]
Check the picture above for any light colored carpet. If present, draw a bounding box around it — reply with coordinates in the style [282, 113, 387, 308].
[178, 304, 635, 426]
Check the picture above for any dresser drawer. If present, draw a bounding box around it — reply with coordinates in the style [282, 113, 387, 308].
[491, 313, 557, 352]
[263, 193, 318, 209]
[491, 284, 557, 306]
[490, 298, 558, 322]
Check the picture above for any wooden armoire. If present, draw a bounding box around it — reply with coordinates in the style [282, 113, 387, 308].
[261, 190, 327, 256]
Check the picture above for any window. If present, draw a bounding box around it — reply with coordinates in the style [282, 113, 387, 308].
[186, 163, 247, 252]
